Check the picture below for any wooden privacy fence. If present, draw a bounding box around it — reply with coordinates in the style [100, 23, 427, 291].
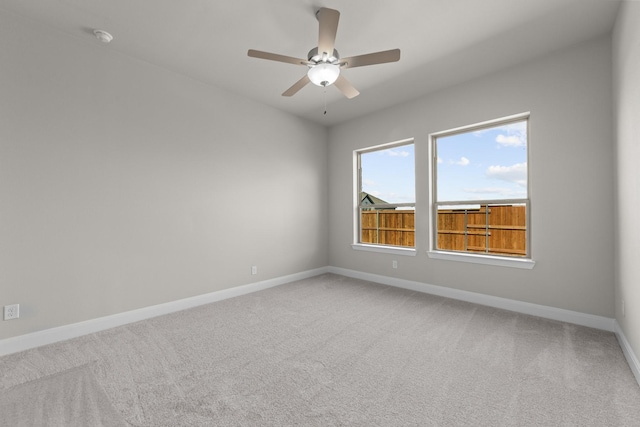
[361, 209, 415, 247]
[361, 204, 527, 257]
[436, 205, 526, 256]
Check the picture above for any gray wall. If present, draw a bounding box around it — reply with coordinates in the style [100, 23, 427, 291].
[0, 7, 626, 345]
[0, 11, 328, 340]
[613, 2, 640, 364]
[328, 36, 615, 317]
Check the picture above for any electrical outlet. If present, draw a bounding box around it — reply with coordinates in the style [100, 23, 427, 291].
[392, 260, 398, 269]
[251, 266, 258, 275]
[4, 304, 19, 320]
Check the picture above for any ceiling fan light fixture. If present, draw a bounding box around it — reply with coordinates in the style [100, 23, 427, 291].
[307, 63, 340, 87]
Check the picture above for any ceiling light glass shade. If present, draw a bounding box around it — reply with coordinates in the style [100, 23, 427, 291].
[307, 63, 340, 87]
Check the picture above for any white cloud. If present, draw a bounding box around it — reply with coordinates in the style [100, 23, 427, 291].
[362, 179, 376, 187]
[456, 157, 470, 166]
[463, 187, 509, 194]
[472, 120, 527, 147]
[387, 150, 410, 157]
[496, 134, 525, 147]
[437, 156, 443, 164]
[448, 157, 470, 166]
[462, 187, 527, 199]
[486, 162, 527, 186]
[495, 121, 527, 147]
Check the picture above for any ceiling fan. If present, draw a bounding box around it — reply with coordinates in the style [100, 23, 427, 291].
[247, 7, 400, 99]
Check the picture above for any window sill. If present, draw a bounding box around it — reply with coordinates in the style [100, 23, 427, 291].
[352, 244, 417, 256]
[427, 250, 535, 269]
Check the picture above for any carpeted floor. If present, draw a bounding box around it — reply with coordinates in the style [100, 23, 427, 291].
[1, 273, 639, 426]
[0, 363, 127, 426]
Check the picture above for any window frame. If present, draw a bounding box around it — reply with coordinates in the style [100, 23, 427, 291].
[428, 113, 535, 269]
[352, 138, 417, 256]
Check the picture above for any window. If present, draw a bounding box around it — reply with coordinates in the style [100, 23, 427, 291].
[431, 114, 531, 264]
[355, 139, 415, 252]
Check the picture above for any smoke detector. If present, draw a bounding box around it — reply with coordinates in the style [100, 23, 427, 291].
[93, 29, 113, 43]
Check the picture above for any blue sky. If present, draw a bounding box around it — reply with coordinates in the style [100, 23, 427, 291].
[436, 120, 527, 202]
[360, 120, 527, 205]
[361, 144, 415, 204]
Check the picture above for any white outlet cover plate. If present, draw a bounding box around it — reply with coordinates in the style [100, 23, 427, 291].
[4, 304, 19, 320]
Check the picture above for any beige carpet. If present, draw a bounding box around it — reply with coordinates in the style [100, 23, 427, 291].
[1, 273, 639, 426]
[0, 363, 127, 426]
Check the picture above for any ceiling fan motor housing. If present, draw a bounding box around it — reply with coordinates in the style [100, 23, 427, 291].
[307, 47, 340, 64]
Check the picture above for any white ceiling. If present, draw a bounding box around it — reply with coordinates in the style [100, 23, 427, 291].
[0, 0, 621, 126]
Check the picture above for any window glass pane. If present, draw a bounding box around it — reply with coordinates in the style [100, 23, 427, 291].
[436, 121, 527, 202]
[360, 207, 415, 247]
[361, 145, 415, 204]
[436, 203, 527, 257]
[358, 142, 415, 249]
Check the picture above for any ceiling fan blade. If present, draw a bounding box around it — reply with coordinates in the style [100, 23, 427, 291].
[334, 74, 359, 99]
[340, 49, 401, 69]
[317, 8, 340, 56]
[282, 75, 311, 97]
[248, 49, 310, 66]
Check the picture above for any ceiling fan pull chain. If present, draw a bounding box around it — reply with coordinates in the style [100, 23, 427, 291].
[323, 87, 327, 115]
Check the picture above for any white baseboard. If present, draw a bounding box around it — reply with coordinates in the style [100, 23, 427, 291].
[614, 321, 640, 386]
[0, 267, 329, 357]
[0, 266, 621, 359]
[328, 266, 616, 332]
